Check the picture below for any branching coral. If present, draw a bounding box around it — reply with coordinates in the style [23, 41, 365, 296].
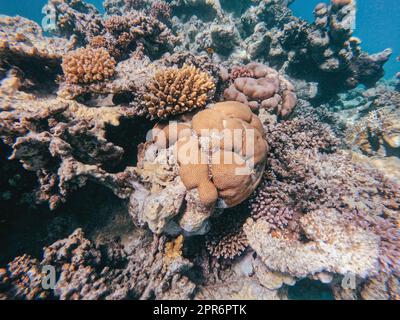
[249, 179, 297, 231]
[62, 47, 116, 84]
[47, 0, 103, 43]
[224, 63, 297, 118]
[89, 12, 177, 61]
[143, 64, 216, 119]
[0, 255, 49, 300]
[205, 204, 250, 260]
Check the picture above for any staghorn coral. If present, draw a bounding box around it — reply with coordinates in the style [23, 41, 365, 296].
[143, 64, 216, 119]
[62, 47, 116, 84]
[132, 101, 267, 235]
[224, 62, 297, 118]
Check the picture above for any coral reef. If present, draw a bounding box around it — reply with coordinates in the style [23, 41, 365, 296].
[171, 0, 391, 97]
[1, 0, 399, 301]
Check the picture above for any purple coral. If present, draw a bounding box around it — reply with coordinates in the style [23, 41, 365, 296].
[249, 180, 296, 230]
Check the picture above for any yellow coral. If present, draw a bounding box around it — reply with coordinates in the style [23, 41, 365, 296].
[143, 64, 215, 119]
[61, 47, 116, 84]
[165, 235, 184, 260]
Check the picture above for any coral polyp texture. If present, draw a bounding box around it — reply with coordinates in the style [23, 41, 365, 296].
[1, 0, 400, 301]
[143, 64, 216, 119]
[62, 47, 116, 84]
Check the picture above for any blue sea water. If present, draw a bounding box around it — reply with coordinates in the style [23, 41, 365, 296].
[0, 0, 399, 78]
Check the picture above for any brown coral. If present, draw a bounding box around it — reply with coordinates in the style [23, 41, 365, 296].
[224, 63, 297, 118]
[206, 229, 248, 260]
[143, 64, 216, 119]
[153, 101, 268, 208]
[61, 47, 116, 84]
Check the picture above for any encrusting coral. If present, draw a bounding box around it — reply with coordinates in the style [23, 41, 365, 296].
[143, 64, 216, 119]
[62, 47, 116, 84]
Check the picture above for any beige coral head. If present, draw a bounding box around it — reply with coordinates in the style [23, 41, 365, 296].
[158, 101, 267, 208]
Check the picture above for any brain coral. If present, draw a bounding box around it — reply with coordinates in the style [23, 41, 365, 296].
[154, 101, 268, 208]
[224, 63, 297, 118]
[143, 64, 216, 119]
[61, 47, 116, 84]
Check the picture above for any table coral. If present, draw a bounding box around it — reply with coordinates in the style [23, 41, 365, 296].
[0, 16, 73, 89]
[0, 74, 135, 209]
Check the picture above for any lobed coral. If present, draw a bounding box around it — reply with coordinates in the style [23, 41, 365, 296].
[62, 47, 116, 84]
[143, 64, 216, 119]
[132, 101, 267, 235]
[224, 63, 297, 118]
